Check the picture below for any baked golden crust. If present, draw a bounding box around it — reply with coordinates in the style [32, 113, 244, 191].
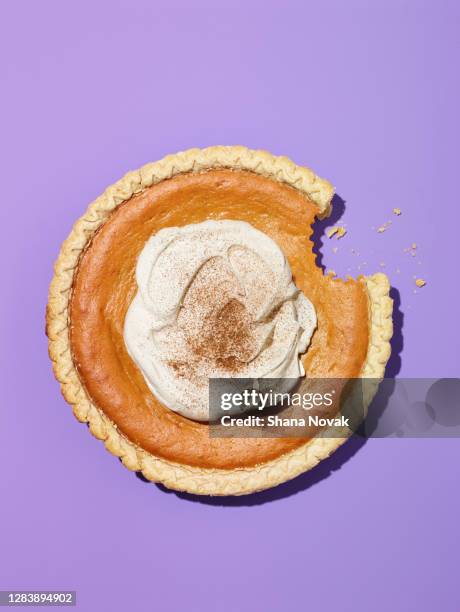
[47, 146, 392, 496]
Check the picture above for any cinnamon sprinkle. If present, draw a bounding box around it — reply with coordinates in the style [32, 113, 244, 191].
[193, 298, 255, 372]
[169, 256, 258, 379]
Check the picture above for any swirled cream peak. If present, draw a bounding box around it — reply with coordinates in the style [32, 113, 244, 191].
[124, 220, 316, 421]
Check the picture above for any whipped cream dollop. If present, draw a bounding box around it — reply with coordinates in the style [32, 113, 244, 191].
[124, 220, 316, 421]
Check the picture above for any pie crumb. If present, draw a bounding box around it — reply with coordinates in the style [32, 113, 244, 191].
[326, 269, 337, 277]
[327, 226, 347, 239]
[378, 220, 392, 233]
[393, 208, 402, 215]
[415, 278, 426, 288]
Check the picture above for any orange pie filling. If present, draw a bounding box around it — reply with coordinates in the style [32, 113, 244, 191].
[70, 169, 369, 470]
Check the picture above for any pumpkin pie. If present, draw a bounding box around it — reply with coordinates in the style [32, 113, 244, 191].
[47, 146, 393, 496]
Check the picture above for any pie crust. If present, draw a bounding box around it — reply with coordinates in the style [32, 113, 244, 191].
[47, 146, 393, 496]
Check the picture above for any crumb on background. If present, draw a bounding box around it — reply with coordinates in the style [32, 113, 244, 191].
[327, 226, 347, 239]
[393, 207, 402, 215]
[377, 220, 392, 233]
[415, 278, 426, 288]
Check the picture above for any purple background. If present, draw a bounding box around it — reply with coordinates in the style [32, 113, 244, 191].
[1, 1, 459, 610]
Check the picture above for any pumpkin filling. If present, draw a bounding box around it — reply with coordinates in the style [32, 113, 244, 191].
[70, 169, 369, 469]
